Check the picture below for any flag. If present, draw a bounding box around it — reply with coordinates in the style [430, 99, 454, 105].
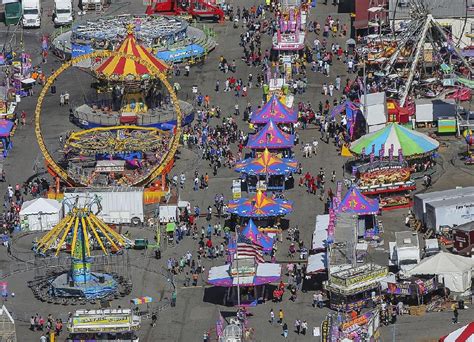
[236, 243, 264, 263]
[216, 312, 225, 337]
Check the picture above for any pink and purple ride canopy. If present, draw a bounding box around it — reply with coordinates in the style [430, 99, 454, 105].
[251, 95, 297, 124]
[247, 120, 295, 150]
[228, 219, 275, 251]
[338, 187, 379, 215]
[235, 148, 298, 175]
[0, 120, 14, 137]
[227, 191, 293, 218]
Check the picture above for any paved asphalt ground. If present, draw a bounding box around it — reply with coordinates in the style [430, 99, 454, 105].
[0, 0, 473, 341]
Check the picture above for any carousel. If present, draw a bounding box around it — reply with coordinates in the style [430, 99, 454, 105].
[71, 26, 194, 131]
[62, 126, 171, 187]
[349, 123, 439, 210]
[31, 196, 131, 302]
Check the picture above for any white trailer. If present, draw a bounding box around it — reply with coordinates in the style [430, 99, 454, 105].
[425, 195, 474, 232]
[414, 99, 456, 124]
[389, 231, 421, 273]
[413, 186, 474, 224]
[63, 187, 144, 225]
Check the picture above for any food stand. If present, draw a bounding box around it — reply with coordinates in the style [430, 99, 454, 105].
[324, 264, 388, 311]
[67, 309, 141, 341]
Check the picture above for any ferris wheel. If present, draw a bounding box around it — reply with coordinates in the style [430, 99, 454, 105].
[384, 0, 473, 106]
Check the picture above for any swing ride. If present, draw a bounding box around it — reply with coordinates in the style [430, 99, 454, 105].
[32, 196, 131, 301]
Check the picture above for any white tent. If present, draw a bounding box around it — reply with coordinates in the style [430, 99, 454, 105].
[360, 92, 387, 133]
[407, 252, 474, 293]
[20, 198, 62, 231]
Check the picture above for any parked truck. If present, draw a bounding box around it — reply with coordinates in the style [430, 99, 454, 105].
[63, 187, 144, 225]
[22, 0, 41, 28]
[4, 1, 22, 25]
[53, 0, 73, 26]
[425, 195, 474, 232]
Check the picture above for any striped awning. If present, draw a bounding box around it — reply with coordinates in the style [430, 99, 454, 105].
[95, 32, 168, 80]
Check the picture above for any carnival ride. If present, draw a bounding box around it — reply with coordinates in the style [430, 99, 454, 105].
[145, 0, 224, 22]
[32, 196, 131, 301]
[62, 126, 171, 187]
[35, 49, 182, 188]
[370, 0, 474, 106]
[70, 29, 194, 131]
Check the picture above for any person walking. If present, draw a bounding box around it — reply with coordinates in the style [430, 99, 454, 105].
[269, 309, 275, 324]
[301, 320, 308, 335]
[294, 319, 301, 334]
[278, 309, 284, 325]
[452, 306, 459, 324]
[282, 322, 288, 338]
[151, 312, 157, 327]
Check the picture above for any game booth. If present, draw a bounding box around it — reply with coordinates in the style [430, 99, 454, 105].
[67, 309, 140, 342]
[337, 187, 380, 240]
[324, 264, 388, 311]
[235, 148, 297, 192]
[207, 257, 282, 306]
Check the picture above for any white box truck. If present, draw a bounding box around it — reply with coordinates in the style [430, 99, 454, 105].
[63, 187, 144, 225]
[413, 186, 474, 224]
[22, 0, 41, 28]
[415, 99, 456, 124]
[425, 195, 474, 232]
[53, 0, 73, 26]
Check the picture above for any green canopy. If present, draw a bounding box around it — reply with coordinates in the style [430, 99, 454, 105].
[166, 222, 176, 233]
[457, 77, 474, 89]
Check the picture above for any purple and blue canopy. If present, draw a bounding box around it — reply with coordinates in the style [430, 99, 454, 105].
[251, 95, 297, 124]
[235, 148, 298, 175]
[247, 120, 295, 149]
[227, 191, 293, 218]
[338, 187, 379, 215]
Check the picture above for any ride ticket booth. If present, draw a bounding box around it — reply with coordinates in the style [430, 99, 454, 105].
[67, 308, 141, 342]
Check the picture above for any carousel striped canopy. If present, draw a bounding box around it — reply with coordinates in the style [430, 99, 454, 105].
[350, 123, 439, 158]
[95, 31, 168, 80]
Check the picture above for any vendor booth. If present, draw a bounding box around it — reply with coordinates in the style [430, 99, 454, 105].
[406, 252, 474, 293]
[67, 308, 140, 341]
[20, 198, 62, 231]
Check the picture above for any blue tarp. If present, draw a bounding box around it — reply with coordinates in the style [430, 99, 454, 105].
[71, 44, 94, 58]
[156, 44, 205, 62]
